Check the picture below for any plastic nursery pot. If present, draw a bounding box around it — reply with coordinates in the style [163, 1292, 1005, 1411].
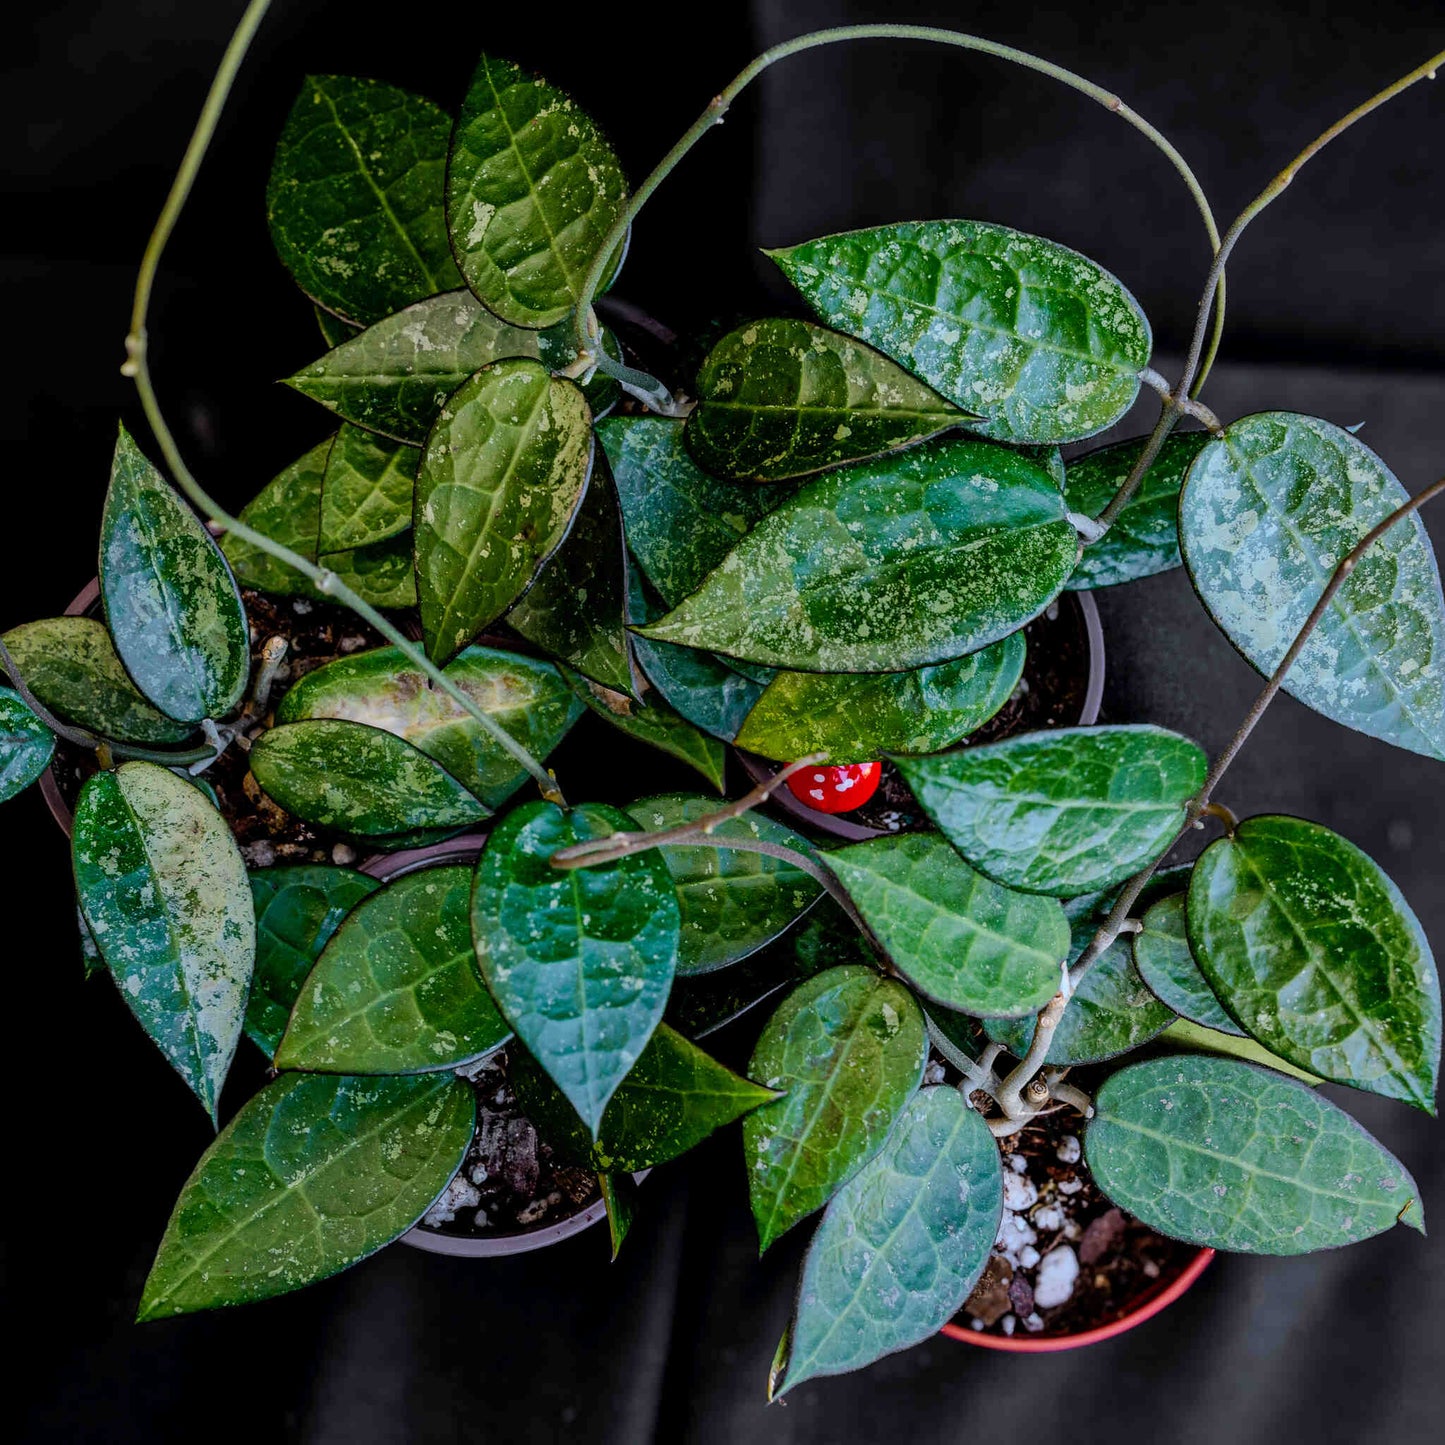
[735, 588, 1106, 842]
[360, 835, 626, 1259]
[940, 1246, 1215, 1353]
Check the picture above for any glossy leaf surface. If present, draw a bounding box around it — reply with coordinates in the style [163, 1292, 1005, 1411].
[1160, 1018, 1322, 1084]
[1134, 892, 1242, 1036]
[0, 687, 53, 802]
[318, 424, 420, 552]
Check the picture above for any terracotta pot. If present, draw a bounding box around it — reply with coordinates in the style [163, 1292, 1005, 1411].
[735, 588, 1106, 842]
[940, 1246, 1215, 1352]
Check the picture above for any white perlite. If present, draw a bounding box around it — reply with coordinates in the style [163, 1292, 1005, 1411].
[1033, 1246, 1080, 1308]
[1056, 1134, 1082, 1164]
[423, 1176, 481, 1227]
[1002, 1172, 1039, 1212]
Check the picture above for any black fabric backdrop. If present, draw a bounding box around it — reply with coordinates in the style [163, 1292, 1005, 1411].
[6, 3, 1443, 1441]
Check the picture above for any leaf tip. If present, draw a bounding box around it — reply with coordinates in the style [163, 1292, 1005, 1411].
[1400, 1195, 1426, 1235]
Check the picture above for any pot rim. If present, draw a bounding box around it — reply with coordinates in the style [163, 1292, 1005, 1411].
[939, 1245, 1214, 1352]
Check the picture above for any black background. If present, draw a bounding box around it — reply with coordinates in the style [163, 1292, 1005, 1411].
[6, 2, 1444, 1441]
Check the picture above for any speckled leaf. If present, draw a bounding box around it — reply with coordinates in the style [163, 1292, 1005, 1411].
[771, 221, 1152, 444]
[626, 793, 821, 976]
[1181, 412, 1445, 760]
[1063, 432, 1210, 589]
[100, 427, 249, 723]
[1, 618, 194, 745]
[277, 866, 510, 1073]
[1188, 815, 1440, 1111]
[635, 437, 1078, 672]
[686, 318, 971, 481]
[1087, 1056, 1424, 1253]
[822, 833, 1068, 1017]
[897, 725, 1206, 895]
[507, 457, 633, 694]
[266, 75, 461, 326]
[318, 424, 420, 552]
[416, 358, 592, 665]
[775, 1087, 1001, 1394]
[1160, 1019, 1322, 1084]
[736, 633, 1024, 764]
[598, 416, 785, 609]
[222, 440, 334, 600]
[73, 762, 255, 1120]
[325, 533, 418, 609]
[447, 54, 628, 328]
[0, 687, 53, 801]
[138, 1071, 474, 1318]
[744, 967, 927, 1252]
[277, 644, 581, 808]
[471, 801, 679, 1134]
[563, 669, 727, 793]
[249, 719, 489, 836]
[1134, 892, 1243, 1036]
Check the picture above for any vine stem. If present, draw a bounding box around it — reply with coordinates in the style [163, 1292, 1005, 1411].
[121, 0, 564, 805]
[1090, 48, 1444, 538]
[572, 24, 1224, 380]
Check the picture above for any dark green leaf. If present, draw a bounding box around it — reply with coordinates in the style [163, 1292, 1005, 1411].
[138, 1072, 474, 1317]
[897, 725, 1207, 895]
[1087, 1055, 1424, 1253]
[771, 221, 1152, 444]
[744, 966, 927, 1252]
[447, 55, 628, 328]
[318, 424, 420, 552]
[277, 644, 581, 808]
[636, 437, 1078, 671]
[266, 75, 461, 325]
[822, 833, 1068, 1017]
[101, 427, 249, 723]
[1063, 432, 1209, 589]
[1160, 1018, 1322, 1084]
[324, 534, 418, 608]
[314, 305, 358, 349]
[277, 866, 510, 1073]
[416, 358, 592, 664]
[1134, 892, 1242, 1036]
[249, 719, 489, 836]
[666, 927, 833, 1041]
[736, 633, 1024, 763]
[471, 801, 680, 1134]
[1188, 815, 1440, 1111]
[0, 686, 53, 801]
[598, 416, 784, 609]
[77, 904, 105, 978]
[626, 793, 821, 976]
[1181, 412, 1445, 760]
[73, 762, 254, 1120]
[775, 1087, 1001, 1394]
[246, 865, 380, 1056]
[599, 1172, 635, 1259]
[686, 318, 970, 481]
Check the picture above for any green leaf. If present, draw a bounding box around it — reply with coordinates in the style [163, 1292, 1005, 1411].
[276, 644, 581, 809]
[1159, 1018, 1322, 1084]
[1063, 432, 1209, 590]
[416, 358, 592, 664]
[245, 865, 380, 1056]
[563, 668, 727, 793]
[1, 618, 194, 744]
[73, 762, 254, 1120]
[318, 424, 420, 552]
[266, 75, 461, 326]
[138, 1071, 474, 1318]
[471, 801, 680, 1134]
[599, 1172, 636, 1259]
[1188, 815, 1440, 1111]
[636, 437, 1078, 671]
[771, 221, 1152, 444]
[277, 866, 511, 1073]
[100, 427, 249, 723]
[249, 719, 489, 836]
[1134, 892, 1243, 1036]
[446, 54, 628, 328]
[1180, 412, 1445, 760]
[775, 1087, 1001, 1395]
[599, 415, 784, 609]
[626, 792, 821, 976]
[1087, 1055, 1424, 1253]
[506, 456, 634, 695]
[821, 833, 1068, 1017]
[0, 686, 53, 801]
[897, 725, 1207, 895]
[314, 305, 359, 350]
[744, 966, 927, 1252]
[685, 318, 971, 481]
[735, 633, 1024, 764]
[324, 533, 418, 609]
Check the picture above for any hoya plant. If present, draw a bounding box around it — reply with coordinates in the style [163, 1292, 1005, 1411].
[2, 3, 1441, 1394]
